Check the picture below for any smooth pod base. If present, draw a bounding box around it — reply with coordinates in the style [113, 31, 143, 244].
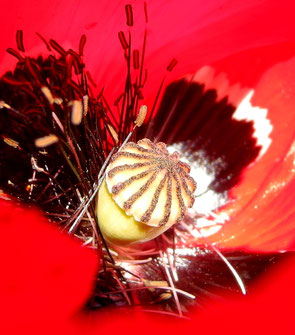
[96, 179, 170, 245]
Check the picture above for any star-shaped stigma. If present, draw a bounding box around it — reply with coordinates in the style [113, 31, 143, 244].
[106, 138, 197, 227]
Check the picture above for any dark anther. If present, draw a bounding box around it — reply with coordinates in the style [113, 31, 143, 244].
[125, 4, 134, 26]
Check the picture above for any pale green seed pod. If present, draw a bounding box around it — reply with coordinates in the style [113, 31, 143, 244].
[96, 139, 196, 245]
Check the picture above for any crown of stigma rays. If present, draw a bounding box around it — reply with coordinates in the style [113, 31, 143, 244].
[96, 138, 197, 245]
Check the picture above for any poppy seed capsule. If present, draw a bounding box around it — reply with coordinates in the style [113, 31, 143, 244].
[96, 138, 197, 245]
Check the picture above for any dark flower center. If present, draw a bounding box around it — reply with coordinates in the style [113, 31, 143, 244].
[139, 78, 260, 193]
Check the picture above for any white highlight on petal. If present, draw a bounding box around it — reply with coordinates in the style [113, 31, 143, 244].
[233, 90, 273, 158]
[194, 66, 273, 158]
[193, 66, 249, 105]
[193, 65, 215, 88]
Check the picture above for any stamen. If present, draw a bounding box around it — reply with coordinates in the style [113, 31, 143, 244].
[41, 86, 54, 104]
[6, 48, 23, 60]
[35, 135, 59, 148]
[16, 30, 25, 52]
[0, 101, 12, 109]
[107, 124, 119, 144]
[114, 93, 124, 106]
[68, 49, 82, 75]
[67, 78, 83, 95]
[49, 39, 67, 57]
[125, 4, 134, 26]
[155, 292, 172, 302]
[79, 34, 87, 56]
[53, 97, 63, 105]
[83, 95, 89, 115]
[143, 279, 168, 290]
[3, 137, 20, 149]
[86, 71, 97, 88]
[52, 112, 64, 132]
[31, 157, 46, 173]
[69, 100, 83, 125]
[135, 105, 147, 127]
[25, 58, 41, 84]
[118, 31, 129, 50]
[133, 49, 140, 69]
[167, 58, 178, 72]
[2, 75, 29, 85]
[35, 32, 51, 51]
[144, 2, 148, 23]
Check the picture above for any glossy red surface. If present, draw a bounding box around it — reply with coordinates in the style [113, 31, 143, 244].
[2, 0, 294, 252]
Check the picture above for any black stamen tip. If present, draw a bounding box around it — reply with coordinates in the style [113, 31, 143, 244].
[16, 30, 25, 52]
[167, 58, 178, 72]
[125, 4, 134, 26]
[118, 31, 129, 50]
[144, 2, 148, 23]
[79, 34, 87, 56]
[133, 49, 140, 69]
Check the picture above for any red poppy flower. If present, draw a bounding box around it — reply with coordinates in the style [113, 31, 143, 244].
[1, 0, 295, 252]
[1, 0, 295, 332]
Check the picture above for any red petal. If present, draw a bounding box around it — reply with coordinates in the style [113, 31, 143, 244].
[1, 1, 295, 98]
[0, 200, 98, 331]
[81, 256, 295, 334]
[210, 57, 295, 251]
